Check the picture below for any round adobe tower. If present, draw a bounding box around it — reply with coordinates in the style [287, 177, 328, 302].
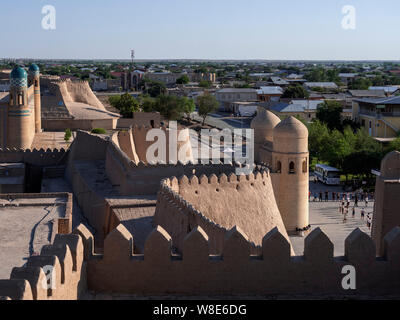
[251, 107, 281, 163]
[28, 64, 42, 133]
[7, 66, 34, 149]
[272, 116, 309, 234]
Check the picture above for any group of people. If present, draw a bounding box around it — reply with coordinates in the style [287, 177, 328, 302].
[339, 199, 372, 228]
[308, 190, 374, 229]
[309, 190, 373, 207]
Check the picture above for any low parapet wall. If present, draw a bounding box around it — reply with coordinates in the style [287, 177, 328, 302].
[2, 223, 400, 298]
[84, 223, 400, 297]
[0, 231, 87, 300]
[0, 192, 73, 234]
[105, 139, 237, 195]
[42, 118, 116, 131]
[117, 112, 161, 129]
[0, 148, 68, 166]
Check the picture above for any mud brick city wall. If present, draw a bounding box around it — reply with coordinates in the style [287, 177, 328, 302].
[0, 232, 87, 300]
[0, 148, 67, 166]
[154, 172, 290, 255]
[83, 223, 400, 297]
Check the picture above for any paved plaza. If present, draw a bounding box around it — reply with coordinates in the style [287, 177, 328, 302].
[290, 177, 373, 256]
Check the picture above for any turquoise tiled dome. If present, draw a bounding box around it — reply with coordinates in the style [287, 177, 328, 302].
[29, 64, 40, 73]
[11, 66, 27, 79]
[10, 66, 28, 87]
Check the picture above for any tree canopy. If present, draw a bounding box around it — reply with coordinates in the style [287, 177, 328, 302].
[281, 84, 310, 99]
[108, 93, 140, 118]
[308, 120, 385, 180]
[176, 75, 190, 85]
[199, 80, 212, 88]
[316, 100, 343, 131]
[141, 94, 196, 121]
[144, 79, 167, 97]
[197, 93, 219, 126]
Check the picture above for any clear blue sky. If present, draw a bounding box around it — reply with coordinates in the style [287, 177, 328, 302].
[1, 0, 399, 60]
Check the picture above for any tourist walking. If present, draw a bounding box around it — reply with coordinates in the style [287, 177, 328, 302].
[354, 194, 358, 207]
[325, 191, 329, 202]
[319, 191, 323, 202]
[352, 207, 355, 218]
[361, 208, 365, 220]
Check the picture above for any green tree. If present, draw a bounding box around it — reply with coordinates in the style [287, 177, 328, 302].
[144, 79, 167, 97]
[181, 97, 195, 119]
[387, 138, 400, 152]
[316, 100, 343, 131]
[91, 128, 107, 134]
[197, 93, 219, 126]
[176, 75, 190, 85]
[139, 95, 156, 113]
[149, 95, 195, 120]
[199, 80, 212, 88]
[281, 84, 310, 99]
[342, 150, 382, 178]
[308, 120, 330, 160]
[64, 128, 72, 143]
[348, 77, 372, 90]
[320, 129, 352, 169]
[109, 93, 140, 118]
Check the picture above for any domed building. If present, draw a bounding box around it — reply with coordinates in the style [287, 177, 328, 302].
[256, 114, 310, 235]
[273, 116, 308, 154]
[28, 64, 42, 133]
[251, 106, 280, 163]
[0, 65, 41, 149]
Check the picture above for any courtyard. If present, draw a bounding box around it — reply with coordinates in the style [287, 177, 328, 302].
[290, 177, 373, 256]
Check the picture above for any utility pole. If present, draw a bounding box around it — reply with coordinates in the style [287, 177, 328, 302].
[131, 49, 138, 92]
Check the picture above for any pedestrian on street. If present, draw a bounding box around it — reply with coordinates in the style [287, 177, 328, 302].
[355, 195, 358, 207]
[352, 207, 355, 217]
[325, 191, 329, 202]
[361, 208, 365, 220]
[367, 213, 372, 229]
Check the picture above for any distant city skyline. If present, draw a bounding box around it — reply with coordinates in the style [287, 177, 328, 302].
[1, 0, 399, 60]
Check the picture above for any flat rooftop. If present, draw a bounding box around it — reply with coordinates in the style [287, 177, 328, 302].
[0, 194, 70, 279]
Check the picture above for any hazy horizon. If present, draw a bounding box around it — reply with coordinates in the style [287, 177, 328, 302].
[1, 0, 400, 61]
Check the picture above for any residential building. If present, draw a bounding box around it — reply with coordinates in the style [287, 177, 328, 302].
[257, 86, 283, 102]
[369, 86, 400, 96]
[269, 77, 289, 86]
[304, 82, 338, 91]
[352, 96, 400, 138]
[268, 100, 324, 122]
[338, 73, 359, 86]
[215, 88, 258, 111]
